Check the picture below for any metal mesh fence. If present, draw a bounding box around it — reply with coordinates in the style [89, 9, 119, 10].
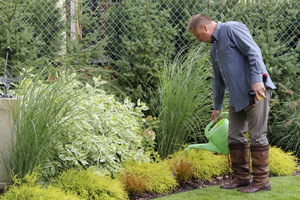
[1, 0, 299, 62]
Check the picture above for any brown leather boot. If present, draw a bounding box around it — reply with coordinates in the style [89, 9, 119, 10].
[220, 143, 252, 189]
[239, 144, 271, 193]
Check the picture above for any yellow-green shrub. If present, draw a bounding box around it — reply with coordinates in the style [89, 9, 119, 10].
[269, 146, 298, 176]
[118, 161, 178, 195]
[168, 149, 230, 180]
[1, 170, 81, 200]
[52, 168, 128, 200]
[1, 185, 82, 200]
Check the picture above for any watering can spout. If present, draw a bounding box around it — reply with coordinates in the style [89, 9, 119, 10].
[186, 142, 222, 154]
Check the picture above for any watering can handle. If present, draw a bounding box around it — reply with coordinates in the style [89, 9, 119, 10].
[205, 112, 229, 134]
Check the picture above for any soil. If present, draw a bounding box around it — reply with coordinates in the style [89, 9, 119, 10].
[129, 161, 300, 200]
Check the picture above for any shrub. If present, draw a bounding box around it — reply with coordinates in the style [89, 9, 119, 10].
[54, 74, 151, 176]
[52, 168, 128, 200]
[121, 171, 147, 196]
[118, 160, 178, 195]
[170, 159, 194, 184]
[269, 146, 298, 176]
[1, 170, 81, 200]
[168, 148, 230, 180]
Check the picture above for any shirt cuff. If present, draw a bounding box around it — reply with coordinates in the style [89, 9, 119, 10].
[213, 103, 223, 111]
[252, 73, 263, 83]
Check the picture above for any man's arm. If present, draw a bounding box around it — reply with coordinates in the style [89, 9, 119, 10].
[228, 23, 266, 97]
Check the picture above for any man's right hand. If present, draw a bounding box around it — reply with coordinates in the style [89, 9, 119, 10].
[211, 110, 221, 122]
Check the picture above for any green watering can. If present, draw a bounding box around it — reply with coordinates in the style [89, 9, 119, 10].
[177, 112, 229, 165]
[187, 112, 229, 155]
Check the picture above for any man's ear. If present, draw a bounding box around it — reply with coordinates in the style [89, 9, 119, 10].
[201, 24, 208, 32]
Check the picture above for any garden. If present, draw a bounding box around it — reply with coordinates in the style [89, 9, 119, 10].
[0, 0, 299, 199]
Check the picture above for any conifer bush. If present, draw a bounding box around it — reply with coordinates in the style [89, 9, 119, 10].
[118, 160, 178, 195]
[52, 168, 128, 200]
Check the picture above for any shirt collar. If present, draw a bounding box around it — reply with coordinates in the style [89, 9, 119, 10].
[212, 22, 222, 42]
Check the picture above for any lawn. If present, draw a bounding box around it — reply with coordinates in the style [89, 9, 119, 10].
[155, 175, 300, 200]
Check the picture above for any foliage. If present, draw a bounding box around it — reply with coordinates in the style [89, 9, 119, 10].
[0, 63, 152, 183]
[1, 64, 80, 183]
[0, 0, 43, 75]
[54, 75, 151, 177]
[52, 168, 128, 200]
[156, 45, 213, 158]
[118, 160, 178, 194]
[139, 115, 160, 159]
[106, 0, 178, 112]
[1, 169, 81, 200]
[64, 0, 109, 65]
[168, 148, 230, 181]
[268, 85, 300, 158]
[120, 171, 148, 196]
[170, 159, 194, 184]
[268, 146, 299, 176]
[21, 0, 63, 58]
[158, 0, 208, 52]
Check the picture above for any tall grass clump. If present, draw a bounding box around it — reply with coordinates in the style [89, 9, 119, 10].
[156, 45, 213, 158]
[0, 61, 81, 183]
[268, 84, 300, 157]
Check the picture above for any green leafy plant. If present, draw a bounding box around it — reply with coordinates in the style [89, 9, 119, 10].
[1, 169, 82, 200]
[156, 45, 214, 158]
[118, 160, 178, 195]
[269, 146, 298, 176]
[168, 148, 230, 181]
[52, 168, 128, 200]
[54, 76, 151, 177]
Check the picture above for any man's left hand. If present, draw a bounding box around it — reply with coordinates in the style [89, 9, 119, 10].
[252, 82, 266, 100]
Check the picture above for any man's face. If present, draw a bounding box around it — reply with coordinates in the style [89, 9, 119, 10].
[191, 25, 213, 43]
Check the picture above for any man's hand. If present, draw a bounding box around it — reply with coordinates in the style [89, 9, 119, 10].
[211, 110, 221, 122]
[252, 82, 266, 100]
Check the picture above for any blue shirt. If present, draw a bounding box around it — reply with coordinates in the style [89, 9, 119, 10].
[210, 21, 276, 112]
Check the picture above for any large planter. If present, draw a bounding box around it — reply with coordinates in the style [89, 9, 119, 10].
[0, 98, 19, 189]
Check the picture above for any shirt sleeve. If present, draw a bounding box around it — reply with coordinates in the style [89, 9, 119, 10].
[212, 62, 225, 111]
[228, 23, 264, 83]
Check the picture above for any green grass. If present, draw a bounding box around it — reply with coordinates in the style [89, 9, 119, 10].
[155, 176, 300, 200]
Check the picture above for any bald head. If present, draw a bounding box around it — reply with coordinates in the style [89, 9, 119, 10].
[187, 14, 215, 32]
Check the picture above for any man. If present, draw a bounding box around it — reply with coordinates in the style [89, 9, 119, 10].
[187, 14, 276, 193]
